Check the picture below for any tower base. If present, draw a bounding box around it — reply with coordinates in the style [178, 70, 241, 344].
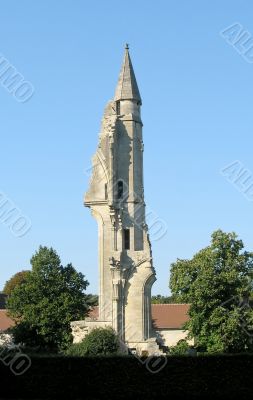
[70, 319, 163, 356]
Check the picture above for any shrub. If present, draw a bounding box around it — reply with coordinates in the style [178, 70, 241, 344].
[65, 327, 120, 356]
[169, 339, 190, 355]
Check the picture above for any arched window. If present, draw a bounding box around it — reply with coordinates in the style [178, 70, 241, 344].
[117, 180, 123, 199]
[105, 183, 108, 200]
[116, 101, 120, 115]
[124, 229, 130, 250]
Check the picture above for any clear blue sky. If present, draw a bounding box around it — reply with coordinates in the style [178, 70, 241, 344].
[1, 0, 253, 295]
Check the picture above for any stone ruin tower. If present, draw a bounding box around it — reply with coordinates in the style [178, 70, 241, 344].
[71, 45, 160, 355]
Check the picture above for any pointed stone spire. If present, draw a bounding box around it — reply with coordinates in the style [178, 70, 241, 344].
[114, 44, 142, 104]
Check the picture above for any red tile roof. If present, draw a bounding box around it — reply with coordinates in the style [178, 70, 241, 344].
[152, 304, 190, 329]
[0, 304, 190, 332]
[0, 310, 15, 332]
[88, 306, 99, 319]
[88, 304, 190, 329]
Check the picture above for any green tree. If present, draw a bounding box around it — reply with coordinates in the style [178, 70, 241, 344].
[3, 271, 31, 295]
[169, 230, 253, 353]
[8, 246, 89, 351]
[151, 294, 180, 304]
[85, 294, 98, 306]
[65, 327, 120, 356]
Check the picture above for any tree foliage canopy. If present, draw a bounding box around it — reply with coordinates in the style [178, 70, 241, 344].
[8, 246, 90, 351]
[3, 270, 31, 295]
[170, 230, 253, 353]
[151, 295, 180, 304]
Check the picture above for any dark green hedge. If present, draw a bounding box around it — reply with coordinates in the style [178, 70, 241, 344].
[1, 354, 253, 399]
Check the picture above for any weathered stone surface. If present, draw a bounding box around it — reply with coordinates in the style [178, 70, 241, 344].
[0, 333, 14, 347]
[71, 46, 158, 355]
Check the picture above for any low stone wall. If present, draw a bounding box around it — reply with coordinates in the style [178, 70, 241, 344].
[71, 320, 163, 355]
[127, 339, 162, 356]
[71, 319, 112, 343]
[156, 328, 193, 347]
[0, 332, 14, 347]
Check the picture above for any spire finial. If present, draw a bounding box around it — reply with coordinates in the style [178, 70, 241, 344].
[114, 44, 142, 104]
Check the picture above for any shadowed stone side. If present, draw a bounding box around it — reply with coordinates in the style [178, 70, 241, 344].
[71, 46, 161, 356]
